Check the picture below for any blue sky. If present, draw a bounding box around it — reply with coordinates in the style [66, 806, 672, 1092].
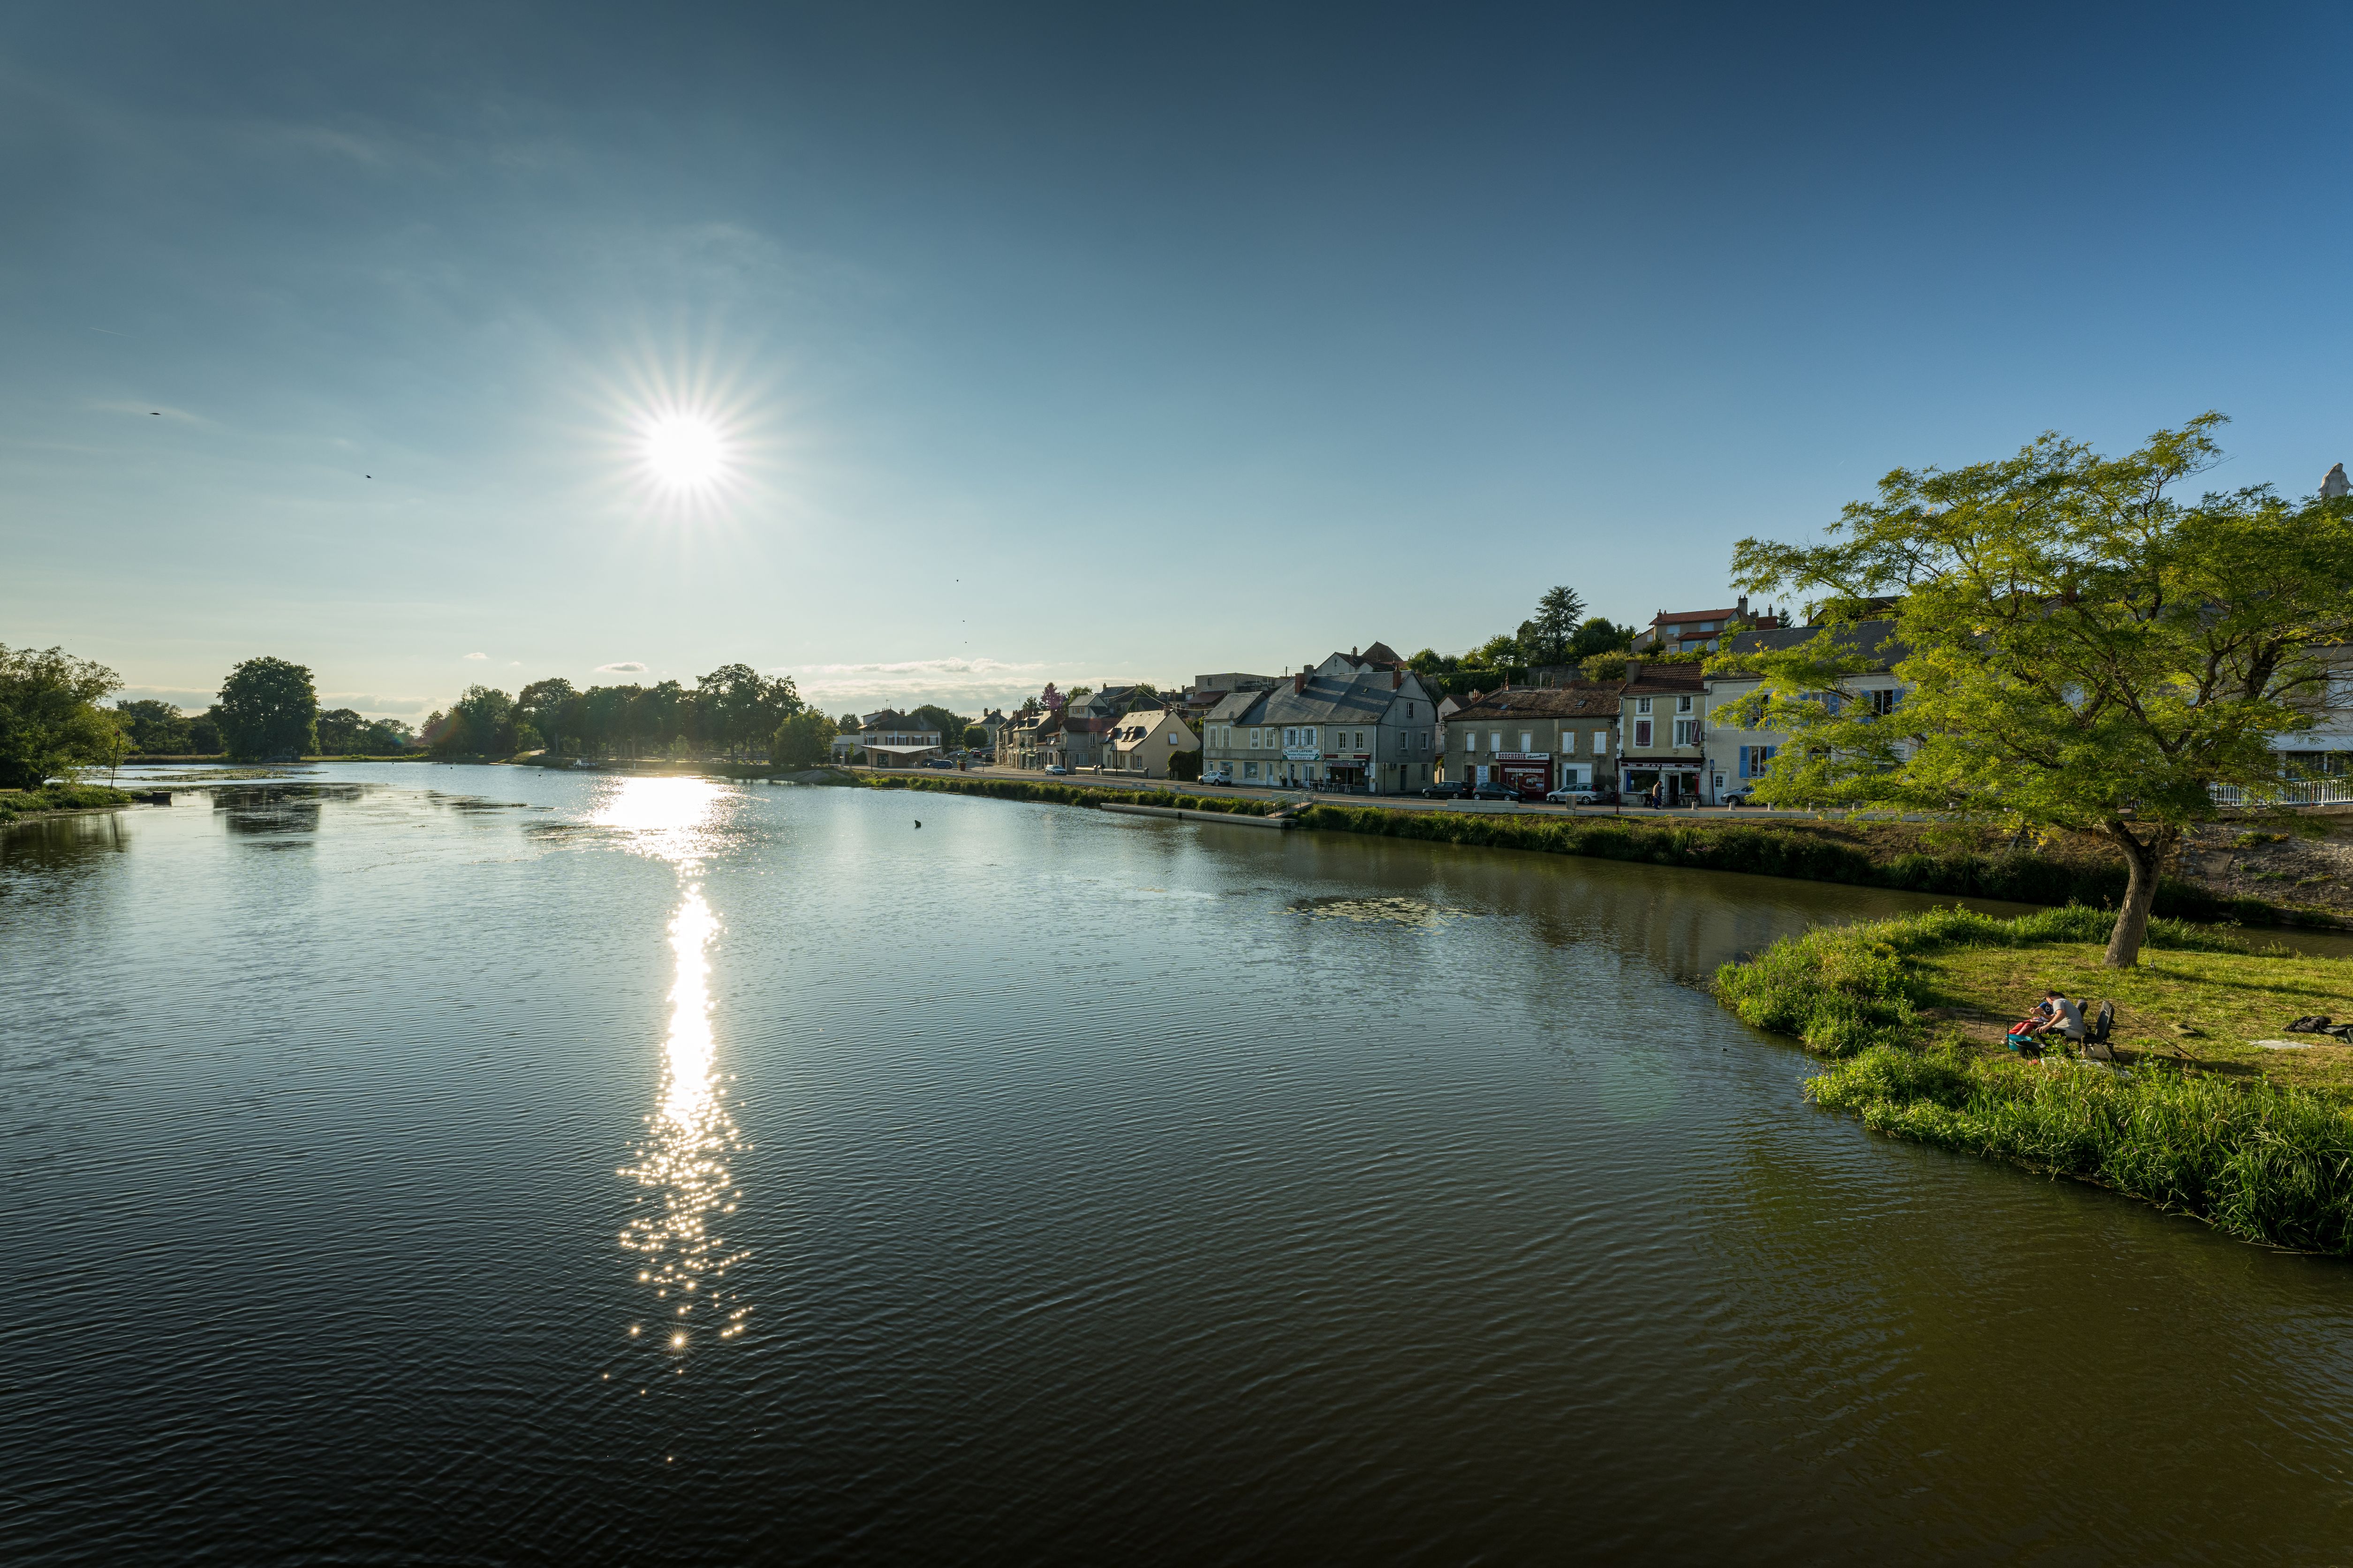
[6, 3, 2352, 719]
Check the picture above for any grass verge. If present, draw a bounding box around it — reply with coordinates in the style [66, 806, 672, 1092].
[1717, 905, 2353, 1253]
[0, 782, 134, 824]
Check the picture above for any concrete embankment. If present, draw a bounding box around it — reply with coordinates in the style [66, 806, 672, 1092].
[1099, 801, 1293, 829]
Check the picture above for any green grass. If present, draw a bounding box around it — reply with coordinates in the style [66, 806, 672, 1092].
[1294, 805, 2328, 928]
[0, 782, 134, 823]
[1718, 905, 2353, 1254]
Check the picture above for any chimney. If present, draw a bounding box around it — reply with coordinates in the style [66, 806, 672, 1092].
[1737, 592, 1748, 617]
[1294, 670, 1307, 695]
[1392, 669, 1403, 689]
[1352, 646, 1359, 658]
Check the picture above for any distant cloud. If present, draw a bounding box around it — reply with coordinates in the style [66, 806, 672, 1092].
[462, 651, 488, 660]
[777, 655, 1169, 716]
[320, 693, 430, 716]
[595, 660, 647, 673]
[112, 686, 425, 717]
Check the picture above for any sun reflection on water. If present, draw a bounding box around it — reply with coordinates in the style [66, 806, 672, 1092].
[602, 775, 751, 1360]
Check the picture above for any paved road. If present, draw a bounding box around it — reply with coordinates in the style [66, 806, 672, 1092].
[878, 764, 1884, 823]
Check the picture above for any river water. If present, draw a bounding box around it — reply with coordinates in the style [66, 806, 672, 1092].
[5, 766, 2350, 1562]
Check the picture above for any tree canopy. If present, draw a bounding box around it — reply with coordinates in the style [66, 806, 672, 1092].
[770, 710, 839, 769]
[1723, 414, 2353, 965]
[0, 644, 121, 788]
[216, 656, 320, 761]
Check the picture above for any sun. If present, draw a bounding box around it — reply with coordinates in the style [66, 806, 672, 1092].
[643, 414, 726, 490]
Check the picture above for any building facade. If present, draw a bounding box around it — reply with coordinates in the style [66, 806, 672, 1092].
[1613, 663, 1710, 803]
[1444, 686, 1620, 796]
[1702, 620, 1912, 804]
[831, 710, 944, 767]
[1104, 709, 1200, 778]
[1197, 663, 1438, 792]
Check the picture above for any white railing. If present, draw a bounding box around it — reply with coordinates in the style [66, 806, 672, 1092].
[2209, 778, 2353, 807]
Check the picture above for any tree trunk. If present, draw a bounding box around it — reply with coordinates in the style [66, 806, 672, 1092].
[2101, 822, 2176, 967]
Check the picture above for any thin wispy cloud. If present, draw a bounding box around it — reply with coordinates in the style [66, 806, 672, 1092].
[595, 660, 647, 673]
[778, 655, 1173, 715]
[462, 651, 488, 660]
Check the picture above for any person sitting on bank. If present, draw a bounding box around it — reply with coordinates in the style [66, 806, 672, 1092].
[2005, 989, 2086, 1053]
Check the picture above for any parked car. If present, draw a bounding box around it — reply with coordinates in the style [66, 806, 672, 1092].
[1544, 785, 1602, 805]
[921, 757, 955, 769]
[1720, 787, 1755, 807]
[1470, 783, 1517, 802]
[1422, 781, 1472, 799]
[1199, 768, 1232, 785]
[1045, 764, 1070, 776]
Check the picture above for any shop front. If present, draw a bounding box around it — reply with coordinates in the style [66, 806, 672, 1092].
[1621, 765, 1704, 805]
[1494, 752, 1551, 799]
[1323, 752, 1373, 792]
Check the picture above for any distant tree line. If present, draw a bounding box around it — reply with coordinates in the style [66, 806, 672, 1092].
[1405, 586, 1640, 691]
[426, 663, 806, 761]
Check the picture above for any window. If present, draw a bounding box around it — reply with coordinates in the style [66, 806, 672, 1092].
[1464, 731, 1476, 753]
[1244, 761, 1259, 779]
[1519, 731, 1533, 753]
[1636, 697, 1652, 715]
[1559, 730, 1575, 754]
[1673, 718, 1698, 746]
[1677, 695, 1693, 713]
[1594, 731, 1609, 754]
[1738, 745, 1778, 779]
[1866, 688, 1899, 717]
[1489, 731, 1503, 754]
[1249, 729, 1261, 748]
[1634, 719, 1653, 748]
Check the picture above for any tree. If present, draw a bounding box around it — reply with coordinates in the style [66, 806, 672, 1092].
[962, 724, 989, 749]
[114, 699, 193, 754]
[1567, 617, 1635, 661]
[771, 710, 839, 769]
[356, 717, 414, 754]
[1520, 586, 1589, 665]
[315, 708, 367, 754]
[187, 708, 224, 755]
[0, 644, 122, 788]
[429, 686, 519, 757]
[216, 656, 320, 761]
[1725, 415, 2353, 967]
[908, 704, 968, 745]
[517, 678, 578, 756]
[695, 664, 803, 759]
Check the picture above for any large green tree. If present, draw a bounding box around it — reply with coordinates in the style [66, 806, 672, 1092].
[770, 710, 840, 769]
[1519, 585, 1589, 666]
[0, 645, 121, 788]
[216, 656, 320, 761]
[517, 678, 578, 756]
[315, 708, 367, 754]
[428, 685, 519, 757]
[1724, 415, 2353, 966]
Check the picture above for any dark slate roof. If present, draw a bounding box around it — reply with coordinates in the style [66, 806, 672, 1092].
[1445, 685, 1623, 722]
[1255, 670, 1428, 726]
[1619, 663, 1709, 694]
[1715, 620, 1908, 672]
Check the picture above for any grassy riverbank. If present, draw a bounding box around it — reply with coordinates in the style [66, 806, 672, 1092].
[1717, 906, 2353, 1253]
[0, 782, 134, 824]
[855, 773, 2343, 929]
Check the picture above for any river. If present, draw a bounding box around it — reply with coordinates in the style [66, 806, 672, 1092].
[5, 766, 2350, 1562]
